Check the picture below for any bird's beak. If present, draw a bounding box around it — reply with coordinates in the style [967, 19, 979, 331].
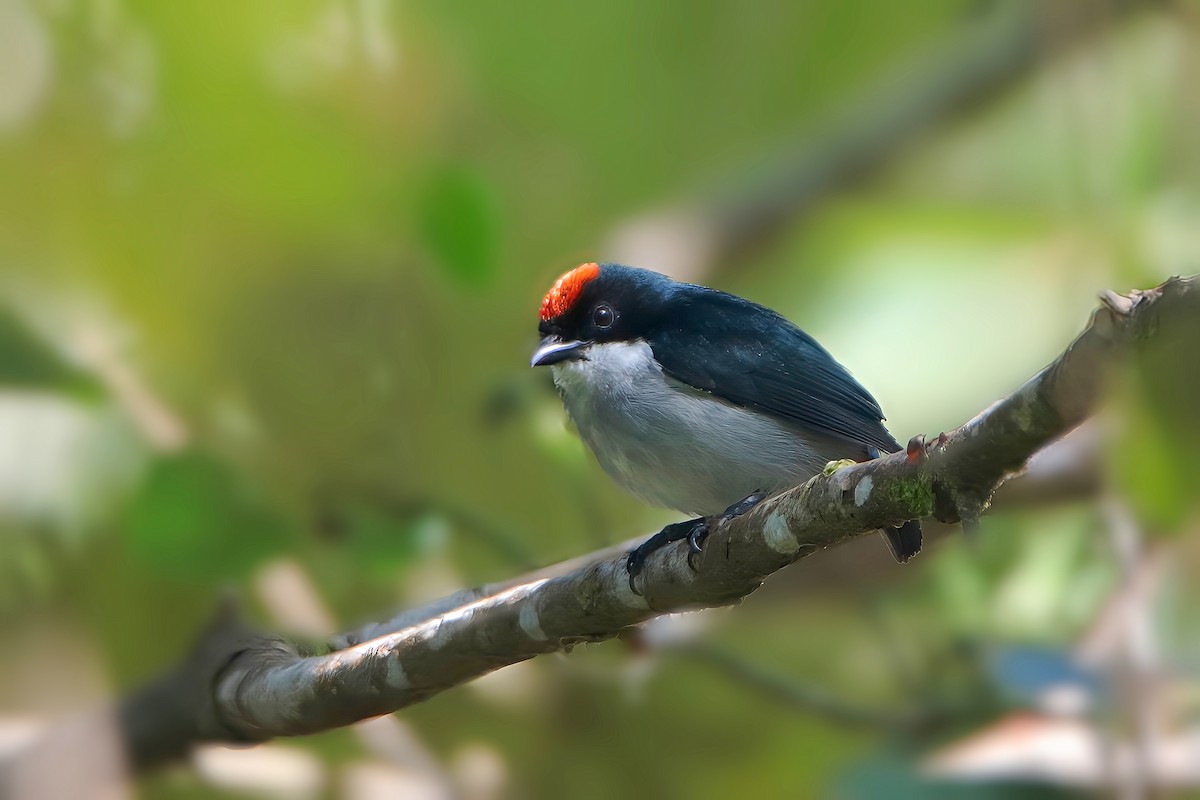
[531, 336, 587, 367]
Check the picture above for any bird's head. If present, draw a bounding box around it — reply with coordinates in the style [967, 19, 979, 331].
[531, 263, 669, 367]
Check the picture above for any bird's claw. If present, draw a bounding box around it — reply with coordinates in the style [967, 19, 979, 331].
[625, 493, 766, 592]
[625, 548, 647, 595]
[685, 520, 710, 571]
[625, 517, 709, 595]
[691, 490, 766, 569]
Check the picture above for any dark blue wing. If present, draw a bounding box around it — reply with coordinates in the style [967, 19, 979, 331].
[646, 287, 902, 454]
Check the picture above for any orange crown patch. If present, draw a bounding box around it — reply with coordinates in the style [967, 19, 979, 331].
[539, 262, 600, 321]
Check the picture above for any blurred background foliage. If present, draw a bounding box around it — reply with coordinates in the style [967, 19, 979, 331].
[2, 0, 1200, 798]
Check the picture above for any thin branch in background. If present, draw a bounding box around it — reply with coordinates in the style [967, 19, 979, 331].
[923, 501, 1185, 791]
[314, 491, 542, 572]
[605, 0, 1153, 280]
[672, 642, 921, 731]
[862, 597, 929, 702]
[1102, 497, 1164, 800]
[422, 497, 542, 571]
[989, 422, 1101, 510]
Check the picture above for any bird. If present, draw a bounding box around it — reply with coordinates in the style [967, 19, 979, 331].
[530, 262, 922, 588]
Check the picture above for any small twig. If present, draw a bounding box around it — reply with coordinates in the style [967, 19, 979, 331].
[673, 642, 921, 731]
[605, 1, 1151, 279]
[1103, 498, 1164, 800]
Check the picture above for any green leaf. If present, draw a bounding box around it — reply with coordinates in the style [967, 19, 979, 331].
[417, 164, 501, 288]
[0, 531, 55, 613]
[337, 501, 440, 580]
[1112, 389, 1189, 531]
[125, 451, 291, 581]
[0, 306, 100, 398]
[1111, 308, 1200, 533]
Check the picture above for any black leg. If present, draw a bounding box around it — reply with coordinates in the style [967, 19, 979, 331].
[626, 517, 706, 595]
[626, 490, 769, 593]
[718, 490, 768, 524]
[686, 490, 769, 570]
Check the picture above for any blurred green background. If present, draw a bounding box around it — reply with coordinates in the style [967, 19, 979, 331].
[3, 1, 1200, 798]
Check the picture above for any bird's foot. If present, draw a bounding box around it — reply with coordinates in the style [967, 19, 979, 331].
[687, 490, 769, 569]
[684, 519, 711, 572]
[718, 490, 769, 525]
[625, 517, 706, 595]
[625, 491, 769, 594]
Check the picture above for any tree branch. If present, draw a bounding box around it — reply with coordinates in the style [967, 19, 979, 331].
[111, 275, 1193, 770]
[605, 0, 1153, 280]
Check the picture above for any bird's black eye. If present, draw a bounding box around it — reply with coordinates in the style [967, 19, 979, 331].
[592, 304, 615, 329]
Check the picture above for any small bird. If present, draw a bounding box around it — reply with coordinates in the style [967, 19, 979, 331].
[531, 263, 921, 586]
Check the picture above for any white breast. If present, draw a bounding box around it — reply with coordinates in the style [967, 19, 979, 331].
[551, 340, 842, 516]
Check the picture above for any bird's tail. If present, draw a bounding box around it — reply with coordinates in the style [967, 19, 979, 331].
[883, 519, 922, 563]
